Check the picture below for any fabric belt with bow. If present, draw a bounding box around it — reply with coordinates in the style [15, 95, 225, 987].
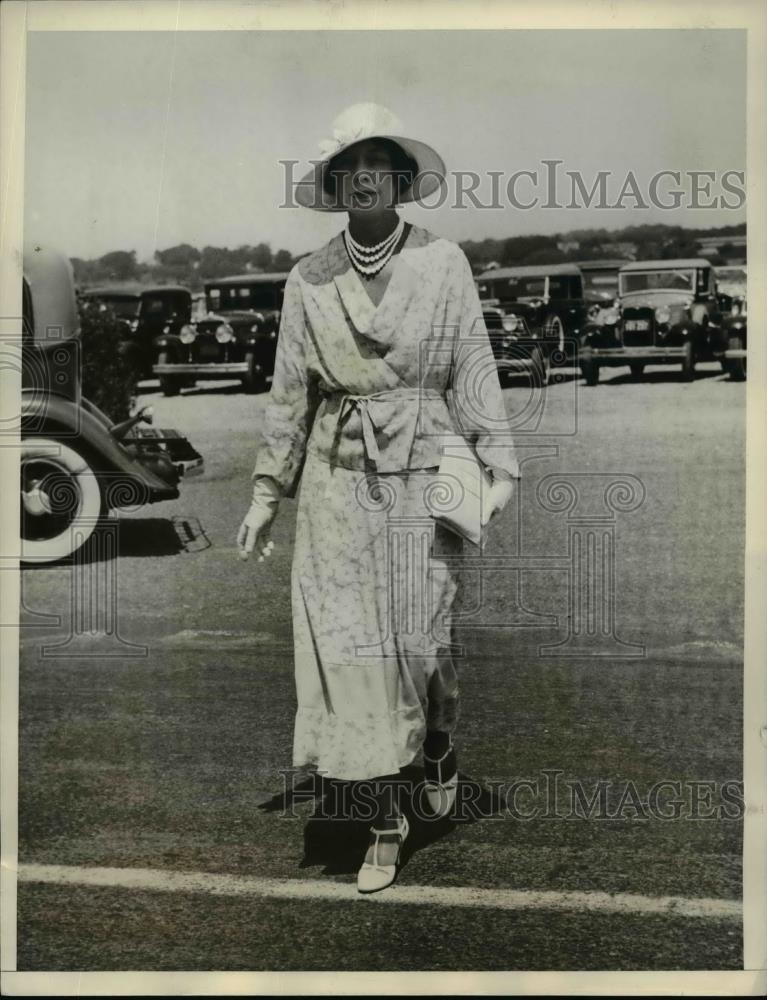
[324, 386, 446, 469]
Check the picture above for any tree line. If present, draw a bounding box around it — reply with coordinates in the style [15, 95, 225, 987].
[461, 222, 746, 271]
[71, 221, 746, 289]
[71, 243, 297, 290]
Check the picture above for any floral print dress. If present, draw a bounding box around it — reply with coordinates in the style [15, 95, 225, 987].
[252, 224, 519, 781]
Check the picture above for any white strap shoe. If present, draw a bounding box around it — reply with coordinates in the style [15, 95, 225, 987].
[423, 743, 458, 819]
[356, 813, 410, 894]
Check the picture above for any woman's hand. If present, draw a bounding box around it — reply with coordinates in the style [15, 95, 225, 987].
[237, 477, 281, 561]
[237, 502, 277, 561]
[481, 477, 516, 526]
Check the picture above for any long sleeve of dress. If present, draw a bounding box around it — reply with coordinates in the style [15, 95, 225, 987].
[449, 251, 521, 480]
[251, 267, 321, 499]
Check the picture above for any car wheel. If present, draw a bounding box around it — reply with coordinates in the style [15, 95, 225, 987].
[629, 362, 645, 379]
[531, 346, 549, 388]
[726, 335, 747, 382]
[581, 360, 599, 386]
[157, 351, 182, 397]
[242, 350, 267, 394]
[20, 437, 104, 564]
[546, 315, 565, 356]
[680, 341, 696, 382]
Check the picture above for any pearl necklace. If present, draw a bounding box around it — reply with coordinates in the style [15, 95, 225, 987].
[344, 218, 405, 279]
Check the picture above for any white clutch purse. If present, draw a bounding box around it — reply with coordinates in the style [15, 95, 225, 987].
[426, 435, 493, 546]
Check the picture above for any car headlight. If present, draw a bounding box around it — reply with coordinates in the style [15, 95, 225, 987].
[502, 316, 520, 333]
[250, 323, 260, 333]
[601, 308, 620, 326]
[655, 306, 671, 325]
[215, 323, 234, 343]
[179, 324, 197, 344]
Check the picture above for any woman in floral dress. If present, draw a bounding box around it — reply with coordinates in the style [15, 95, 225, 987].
[237, 104, 519, 893]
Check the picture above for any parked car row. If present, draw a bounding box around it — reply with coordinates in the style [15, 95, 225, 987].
[17, 246, 748, 567]
[476, 259, 747, 385]
[75, 257, 747, 398]
[77, 273, 289, 396]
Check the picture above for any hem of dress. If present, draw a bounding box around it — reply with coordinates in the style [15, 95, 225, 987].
[292, 705, 427, 782]
[292, 745, 422, 784]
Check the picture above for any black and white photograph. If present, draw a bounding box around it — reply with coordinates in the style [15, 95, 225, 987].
[1, 0, 766, 994]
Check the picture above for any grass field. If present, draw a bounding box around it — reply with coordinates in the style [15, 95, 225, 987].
[14, 363, 745, 971]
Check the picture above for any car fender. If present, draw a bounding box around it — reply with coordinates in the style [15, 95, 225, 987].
[724, 316, 747, 344]
[689, 302, 710, 326]
[243, 330, 278, 350]
[21, 392, 176, 501]
[154, 332, 182, 351]
[669, 319, 696, 338]
[581, 322, 599, 340]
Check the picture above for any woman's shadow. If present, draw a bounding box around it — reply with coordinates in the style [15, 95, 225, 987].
[258, 764, 505, 876]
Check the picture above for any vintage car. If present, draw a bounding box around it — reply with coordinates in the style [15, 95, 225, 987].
[21, 245, 203, 564]
[480, 298, 550, 385]
[476, 263, 587, 361]
[78, 284, 192, 380]
[578, 258, 724, 385]
[714, 264, 747, 304]
[575, 259, 626, 316]
[152, 272, 289, 396]
[716, 298, 747, 381]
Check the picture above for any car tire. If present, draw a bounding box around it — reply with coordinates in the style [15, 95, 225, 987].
[725, 335, 747, 382]
[20, 437, 104, 564]
[531, 346, 549, 388]
[242, 350, 267, 394]
[629, 362, 645, 380]
[546, 315, 566, 356]
[581, 360, 599, 386]
[157, 351, 182, 397]
[680, 341, 696, 382]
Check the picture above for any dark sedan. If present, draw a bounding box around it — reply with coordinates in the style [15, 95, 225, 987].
[152, 272, 288, 395]
[78, 284, 192, 379]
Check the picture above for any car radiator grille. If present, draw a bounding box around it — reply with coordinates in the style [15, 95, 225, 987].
[621, 307, 655, 347]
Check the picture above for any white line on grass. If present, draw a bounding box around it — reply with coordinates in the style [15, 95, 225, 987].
[18, 864, 741, 920]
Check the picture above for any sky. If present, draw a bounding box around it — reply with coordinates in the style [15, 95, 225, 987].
[24, 29, 746, 262]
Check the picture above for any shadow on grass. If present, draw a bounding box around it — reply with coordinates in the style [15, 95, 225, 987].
[598, 368, 727, 386]
[22, 515, 210, 569]
[257, 765, 506, 877]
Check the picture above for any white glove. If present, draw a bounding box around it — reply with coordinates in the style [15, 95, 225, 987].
[481, 471, 516, 526]
[237, 477, 281, 561]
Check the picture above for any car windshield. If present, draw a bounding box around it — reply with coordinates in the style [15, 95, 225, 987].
[716, 268, 746, 283]
[620, 270, 696, 294]
[504, 277, 546, 298]
[86, 295, 140, 319]
[206, 284, 282, 311]
[141, 295, 182, 317]
[583, 272, 619, 298]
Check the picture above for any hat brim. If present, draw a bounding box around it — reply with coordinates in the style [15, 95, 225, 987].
[294, 134, 446, 212]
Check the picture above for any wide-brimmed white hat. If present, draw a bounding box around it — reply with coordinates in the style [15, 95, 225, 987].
[294, 102, 446, 212]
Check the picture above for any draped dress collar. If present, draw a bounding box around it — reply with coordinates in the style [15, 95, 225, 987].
[298, 223, 437, 352]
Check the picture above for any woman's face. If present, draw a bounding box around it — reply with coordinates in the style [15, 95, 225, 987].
[329, 140, 398, 213]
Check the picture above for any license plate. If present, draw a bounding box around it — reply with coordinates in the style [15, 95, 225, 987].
[624, 319, 649, 331]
